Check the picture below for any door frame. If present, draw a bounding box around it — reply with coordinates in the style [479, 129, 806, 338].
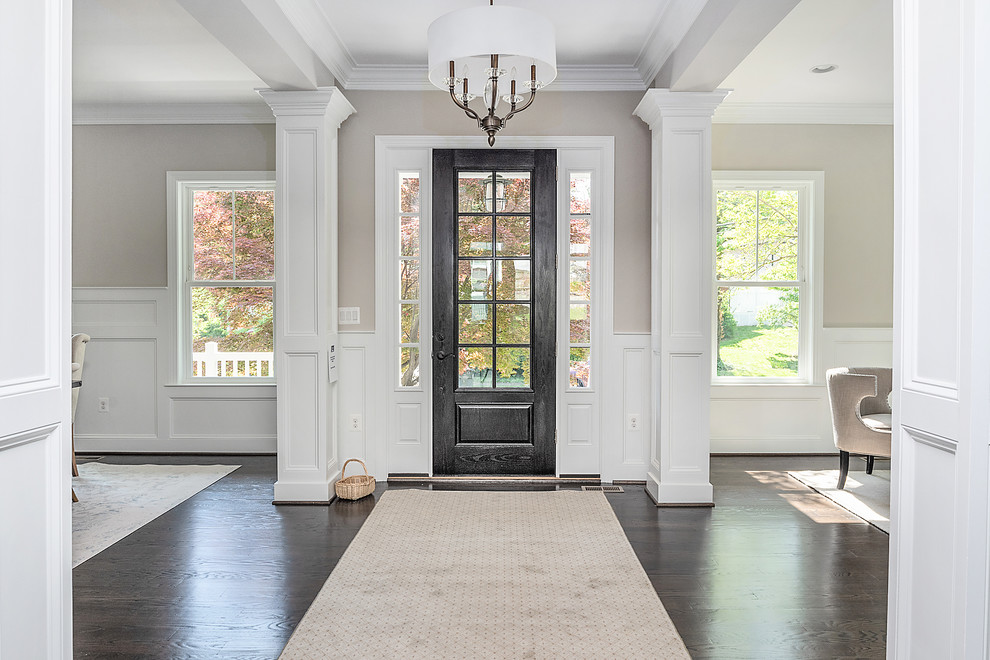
[371, 136, 624, 479]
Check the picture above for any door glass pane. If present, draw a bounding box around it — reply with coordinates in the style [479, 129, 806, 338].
[495, 260, 531, 300]
[190, 286, 273, 378]
[401, 304, 419, 343]
[458, 172, 490, 213]
[459, 304, 492, 344]
[459, 347, 493, 388]
[495, 304, 530, 344]
[570, 172, 591, 214]
[400, 348, 420, 387]
[716, 286, 800, 377]
[499, 172, 531, 213]
[193, 190, 234, 280]
[458, 260, 493, 300]
[570, 217, 590, 256]
[569, 260, 590, 299]
[400, 259, 419, 300]
[496, 348, 530, 387]
[458, 215, 493, 256]
[232, 191, 275, 280]
[569, 304, 590, 343]
[495, 216, 531, 256]
[569, 347, 590, 388]
[400, 216, 419, 257]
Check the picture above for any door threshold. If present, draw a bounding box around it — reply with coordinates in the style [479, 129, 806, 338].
[387, 475, 602, 487]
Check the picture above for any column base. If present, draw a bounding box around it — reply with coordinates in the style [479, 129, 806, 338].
[646, 471, 714, 507]
[273, 471, 340, 504]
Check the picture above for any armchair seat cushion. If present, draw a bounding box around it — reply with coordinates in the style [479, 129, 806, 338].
[861, 413, 892, 432]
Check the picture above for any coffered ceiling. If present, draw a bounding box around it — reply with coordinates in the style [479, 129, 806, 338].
[73, 0, 893, 124]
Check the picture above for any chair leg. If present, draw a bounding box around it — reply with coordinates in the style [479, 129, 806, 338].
[837, 451, 850, 490]
[866, 455, 875, 475]
[71, 423, 78, 477]
[72, 488, 78, 503]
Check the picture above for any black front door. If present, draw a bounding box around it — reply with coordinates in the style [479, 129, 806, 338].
[432, 149, 556, 475]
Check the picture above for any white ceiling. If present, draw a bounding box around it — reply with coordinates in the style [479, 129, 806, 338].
[72, 0, 894, 122]
[721, 0, 892, 105]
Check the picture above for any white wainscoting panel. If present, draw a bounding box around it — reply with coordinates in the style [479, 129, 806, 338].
[711, 327, 893, 453]
[72, 288, 276, 453]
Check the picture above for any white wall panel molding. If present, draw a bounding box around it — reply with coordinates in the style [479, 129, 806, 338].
[71, 287, 276, 453]
[889, 0, 990, 656]
[635, 89, 728, 506]
[261, 88, 354, 502]
[0, 0, 72, 652]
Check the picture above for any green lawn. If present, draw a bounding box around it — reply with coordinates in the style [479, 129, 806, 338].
[717, 325, 798, 377]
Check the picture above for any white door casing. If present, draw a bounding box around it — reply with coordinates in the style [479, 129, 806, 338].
[371, 136, 631, 480]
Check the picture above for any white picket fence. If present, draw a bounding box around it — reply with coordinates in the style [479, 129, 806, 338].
[193, 341, 273, 377]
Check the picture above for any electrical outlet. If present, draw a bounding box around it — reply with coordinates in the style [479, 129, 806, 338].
[98, 397, 110, 413]
[627, 413, 640, 431]
[349, 414, 363, 431]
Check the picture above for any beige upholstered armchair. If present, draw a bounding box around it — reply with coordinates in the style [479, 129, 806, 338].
[71, 333, 91, 481]
[825, 367, 892, 490]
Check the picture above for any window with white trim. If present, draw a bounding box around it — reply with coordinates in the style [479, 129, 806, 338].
[713, 173, 821, 383]
[171, 173, 275, 382]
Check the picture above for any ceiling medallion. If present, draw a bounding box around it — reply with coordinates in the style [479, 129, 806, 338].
[427, 0, 557, 147]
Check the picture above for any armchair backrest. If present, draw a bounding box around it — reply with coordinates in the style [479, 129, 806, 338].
[71, 333, 91, 421]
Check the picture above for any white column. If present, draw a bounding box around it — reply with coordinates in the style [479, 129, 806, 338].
[634, 89, 728, 506]
[259, 88, 354, 503]
[888, 0, 990, 656]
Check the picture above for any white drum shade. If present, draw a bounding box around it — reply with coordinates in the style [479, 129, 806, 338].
[427, 4, 557, 92]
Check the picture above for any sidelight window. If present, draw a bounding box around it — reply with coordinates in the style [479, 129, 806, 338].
[568, 172, 592, 388]
[399, 172, 422, 387]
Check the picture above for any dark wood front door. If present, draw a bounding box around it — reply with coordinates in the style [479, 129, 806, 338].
[432, 149, 556, 475]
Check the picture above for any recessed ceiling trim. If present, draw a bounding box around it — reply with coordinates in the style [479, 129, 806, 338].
[634, 0, 708, 87]
[276, 0, 356, 85]
[714, 102, 893, 125]
[73, 102, 275, 125]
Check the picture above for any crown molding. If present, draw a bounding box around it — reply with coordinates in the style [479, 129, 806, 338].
[713, 102, 894, 125]
[634, 88, 731, 129]
[73, 102, 274, 125]
[342, 64, 647, 92]
[257, 87, 355, 127]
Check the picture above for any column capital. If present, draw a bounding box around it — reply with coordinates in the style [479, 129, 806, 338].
[257, 87, 355, 128]
[633, 89, 731, 130]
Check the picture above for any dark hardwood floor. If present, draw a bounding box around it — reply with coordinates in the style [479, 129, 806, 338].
[72, 455, 887, 658]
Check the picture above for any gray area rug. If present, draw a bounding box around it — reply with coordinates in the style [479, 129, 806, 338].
[280, 490, 689, 659]
[788, 469, 890, 534]
[72, 463, 239, 567]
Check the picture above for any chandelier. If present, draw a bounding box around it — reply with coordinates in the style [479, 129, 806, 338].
[427, 1, 557, 147]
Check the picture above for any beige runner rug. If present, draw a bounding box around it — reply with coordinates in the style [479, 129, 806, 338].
[280, 489, 689, 659]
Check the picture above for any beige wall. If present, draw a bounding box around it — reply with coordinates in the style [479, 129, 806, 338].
[712, 124, 894, 327]
[72, 124, 275, 287]
[337, 90, 653, 332]
[70, 108, 893, 332]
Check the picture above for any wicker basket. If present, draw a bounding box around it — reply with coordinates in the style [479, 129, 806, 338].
[335, 459, 376, 500]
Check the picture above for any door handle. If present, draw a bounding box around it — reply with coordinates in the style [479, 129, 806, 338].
[435, 350, 452, 361]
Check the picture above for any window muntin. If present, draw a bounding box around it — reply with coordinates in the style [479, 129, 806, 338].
[183, 184, 275, 380]
[568, 172, 592, 388]
[714, 181, 812, 382]
[399, 172, 422, 387]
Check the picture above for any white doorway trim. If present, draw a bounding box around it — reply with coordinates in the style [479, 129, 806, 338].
[365, 136, 642, 480]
